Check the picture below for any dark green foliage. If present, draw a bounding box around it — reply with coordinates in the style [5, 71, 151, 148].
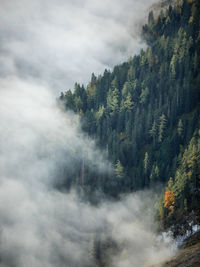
[159, 132, 200, 236]
[60, 0, 200, 206]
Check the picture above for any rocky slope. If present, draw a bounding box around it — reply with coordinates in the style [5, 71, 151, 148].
[155, 231, 200, 267]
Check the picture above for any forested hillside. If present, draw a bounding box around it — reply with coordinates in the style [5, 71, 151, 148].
[60, 0, 200, 233]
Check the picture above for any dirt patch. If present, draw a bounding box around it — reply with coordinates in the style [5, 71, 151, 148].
[162, 242, 200, 267]
[150, 231, 200, 267]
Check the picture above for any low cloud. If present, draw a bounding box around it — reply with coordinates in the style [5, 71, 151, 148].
[0, 1, 176, 266]
[0, 77, 176, 267]
[0, 0, 156, 93]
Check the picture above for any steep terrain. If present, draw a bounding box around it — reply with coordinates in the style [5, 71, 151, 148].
[157, 231, 200, 267]
[60, 0, 200, 236]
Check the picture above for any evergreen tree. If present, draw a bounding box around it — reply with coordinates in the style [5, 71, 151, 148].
[158, 114, 167, 142]
[115, 160, 125, 179]
[59, 1, 200, 218]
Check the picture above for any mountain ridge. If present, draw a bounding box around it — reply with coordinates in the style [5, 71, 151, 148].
[59, 0, 200, 237]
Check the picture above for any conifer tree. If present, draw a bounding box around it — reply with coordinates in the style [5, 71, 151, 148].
[158, 114, 167, 142]
[115, 160, 125, 179]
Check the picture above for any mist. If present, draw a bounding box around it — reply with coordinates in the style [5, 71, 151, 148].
[0, 0, 156, 93]
[0, 0, 177, 266]
[0, 77, 176, 266]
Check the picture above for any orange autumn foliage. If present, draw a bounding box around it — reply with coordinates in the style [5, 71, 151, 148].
[164, 189, 175, 214]
[187, 0, 196, 3]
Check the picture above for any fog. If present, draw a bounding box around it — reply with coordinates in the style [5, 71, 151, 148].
[0, 78, 176, 266]
[0, 0, 177, 266]
[0, 0, 156, 93]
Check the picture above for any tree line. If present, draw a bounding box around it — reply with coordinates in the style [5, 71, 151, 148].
[59, 0, 200, 233]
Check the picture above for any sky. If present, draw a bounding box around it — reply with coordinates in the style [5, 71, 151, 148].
[0, 0, 156, 94]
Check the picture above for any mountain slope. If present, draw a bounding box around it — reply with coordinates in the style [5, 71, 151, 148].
[156, 231, 200, 267]
[59, 0, 200, 232]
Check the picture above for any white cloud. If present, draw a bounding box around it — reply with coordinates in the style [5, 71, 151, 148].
[0, 77, 176, 267]
[0, 1, 176, 266]
[0, 0, 156, 93]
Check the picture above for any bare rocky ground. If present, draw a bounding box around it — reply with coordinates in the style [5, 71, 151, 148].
[151, 231, 200, 267]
